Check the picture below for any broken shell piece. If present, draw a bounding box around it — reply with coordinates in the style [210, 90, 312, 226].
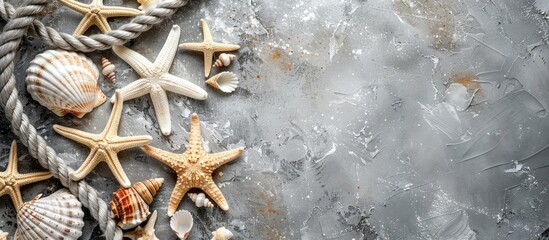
[205, 71, 239, 93]
[110, 178, 164, 229]
[188, 192, 214, 208]
[170, 210, 193, 240]
[213, 53, 236, 68]
[211, 227, 233, 240]
[15, 189, 84, 240]
[0, 230, 7, 240]
[137, 0, 162, 11]
[123, 210, 159, 240]
[101, 57, 116, 83]
[26, 49, 107, 118]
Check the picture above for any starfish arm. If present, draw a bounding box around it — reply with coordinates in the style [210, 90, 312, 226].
[159, 74, 207, 100]
[73, 14, 94, 36]
[167, 180, 191, 216]
[205, 147, 244, 170]
[57, 0, 89, 13]
[16, 172, 53, 186]
[178, 42, 205, 52]
[53, 125, 99, 147]
[203, 51, 213, 77]
[141, 145, 181, 170]
[201, 178, 229, 211]
[104, 151, 131, 188]
[112, 45, 153, 77]
[200, 19, 213, 43]
[7, 187, 23, 211]
[69, 148, 101, 181]
[104, 91, 125, 136]
[150, 88, 172, 136]
[109, 78, 151, 103]
[212, 43, 240, 52]
[8, 141, 18, 174]
[144, 210, 158, 232]
[94, 14, 112, 33]
[110, 135, 152, 152]
[154, 25, 181, 73]
[187, 113, 204, 153]
[101, 6, 142, 17]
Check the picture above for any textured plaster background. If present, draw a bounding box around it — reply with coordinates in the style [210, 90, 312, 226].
[1, 0, 549, 239]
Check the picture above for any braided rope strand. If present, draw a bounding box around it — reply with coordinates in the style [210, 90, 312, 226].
[0, 0, 190, 239]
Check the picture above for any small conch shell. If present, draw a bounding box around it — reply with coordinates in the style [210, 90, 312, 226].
[188, 192, 214, 208]
[110, 178, 164, 229]
[26, 49, 107, 118]
[101, 57, 116, 83]
[211, 227, 233, 240]
[15, 189, 85, 240]
[170, 210, 193, 240]
[0, 230, 7, 240]
[212, 53, 236, 68]
[205, 71, 239, 93]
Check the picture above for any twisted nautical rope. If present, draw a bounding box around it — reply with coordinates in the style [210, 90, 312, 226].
[0, 0, 188, 239]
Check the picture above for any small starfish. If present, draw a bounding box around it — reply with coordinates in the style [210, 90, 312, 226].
[123, 210, 159, 240]
[141, 113, 244, 216]
[179, 19, 240, 77]
[0, 141, 52, 211]
[58, 0, 142, 36]
[53, 91, 152, 188]
[112, 25, 208, 136]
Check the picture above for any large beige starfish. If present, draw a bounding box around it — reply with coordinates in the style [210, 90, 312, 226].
[58, 0, 142, 36]
[53, 91, 152, 188]
[123, 210, 159, 240]
[112, 25, 208, 136]
[0, 141, 52, 211]
[179, 19, 240, 77]
[141, 113, 244, 216]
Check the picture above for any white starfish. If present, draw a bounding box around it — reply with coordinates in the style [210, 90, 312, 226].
[112, 25, 208, 136]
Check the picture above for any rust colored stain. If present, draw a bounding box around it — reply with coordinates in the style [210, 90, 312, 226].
[270, 49, 293, 72]
[271, 49, 281, 60]
[452, 74, 483, 97]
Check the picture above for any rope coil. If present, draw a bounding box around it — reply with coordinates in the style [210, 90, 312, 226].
[0, 0, 188, 239]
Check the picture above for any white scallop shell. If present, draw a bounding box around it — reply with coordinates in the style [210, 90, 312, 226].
[15, 189, 84, 240]
[188, 192, 214, 208]
[26, 49, 107, 118]
[170, 210, 193, 240]
[205, 71, 239, 93]
[211, 227, 233, 240]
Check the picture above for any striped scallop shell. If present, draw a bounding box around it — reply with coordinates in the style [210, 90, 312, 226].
[25, 49, 106, 118]
[15, 189, 84, 240]
[110, 178, 164, 229]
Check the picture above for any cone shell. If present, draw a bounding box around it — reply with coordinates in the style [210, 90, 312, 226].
[110, 178, 164, 229]
[101, 57, 116, 83]
[211, 227, 233, 240]
[26, 49, 107, 118]
[205, 71, 239, 93]
[170, 210, 193, 240]
[15, 189, 84, 240]
[188, 192, 214, 208]
[212, 53, 236, 68]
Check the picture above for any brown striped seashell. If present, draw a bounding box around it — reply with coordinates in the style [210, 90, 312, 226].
[25, 49, 107, 118]
[109, 178, 164, 229]
[212, 53, 236, 68]
[101, 57, 116, 83]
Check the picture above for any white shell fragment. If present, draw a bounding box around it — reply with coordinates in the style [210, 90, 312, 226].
[213, 53, 236, 68]
[205, 71, 239, 93]
[26, 49, 107, 118]
[101, 56, 116, 83]
[188, 192, 214, 208]
[0, 230, 7, 240]
[137, 0, 162, 11]
[170, 210, 193, 240]
[15, 189, 84, 240]
[211, 227, 233, 240]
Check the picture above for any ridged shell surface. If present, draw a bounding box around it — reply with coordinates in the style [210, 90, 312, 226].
[170, 210, 193, 240]
[110, 178, 164, 229]
[15, 189, 84, 240]
[26, 49, 106, 118]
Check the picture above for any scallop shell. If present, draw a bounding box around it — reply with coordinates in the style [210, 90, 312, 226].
[110, 178, 164, 229]
[14, 189, 84, 240]
[188, 192, 214, 208]
[101, 56, 116, 83]
[0, 230, 7, 240]
[170, 210, 193, 240]
[205, 71, 239, 93]
[26, 49, 107, 118]
[212, 53, 236, 68]
[211, 227, 233, 240]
